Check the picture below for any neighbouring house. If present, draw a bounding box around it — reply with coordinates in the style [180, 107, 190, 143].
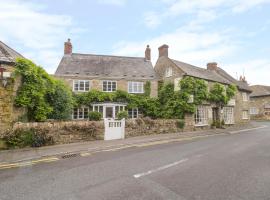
[154, 44, 251, 128]
[54, 39, 158, 119]
[0, 41, 24, 135]
[249, 85, 270, 120]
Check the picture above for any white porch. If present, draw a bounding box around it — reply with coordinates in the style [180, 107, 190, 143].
[91, 102, 127, 119]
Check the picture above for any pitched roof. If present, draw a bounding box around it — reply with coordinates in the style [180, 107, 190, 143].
[250, 85, 270, 97]
[171, 59, 231, 84]
[0, 41, 23, 64]
[215, 67, 252, 92]
[55, 53, 157, 80]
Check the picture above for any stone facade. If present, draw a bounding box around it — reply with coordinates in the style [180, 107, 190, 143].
[154, 45, 251, 126]
[0, 64, 24, 136]
[56, 75, 158, 98]
[250, 96, 270, 120]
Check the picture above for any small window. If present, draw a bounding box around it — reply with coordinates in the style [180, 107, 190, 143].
[128, 108, 139, 119]
[242, 92, 249, 102]
[128, 82, 144, 93]
[250, 107, 259, 115]
[242, 110, 249, 119]
[73, 107, 89, 119]
[165, 67, 173, 77]
[103, 81, 117, 92]
[73, 80, 90, 92]
[194, 106, 208, 126]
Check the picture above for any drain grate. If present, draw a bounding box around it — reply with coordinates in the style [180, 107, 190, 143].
[61, 153, 78, 159]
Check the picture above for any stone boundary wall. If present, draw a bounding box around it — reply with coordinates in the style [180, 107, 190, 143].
[12, 121, 105, 144]
[3, 117, 194, 146]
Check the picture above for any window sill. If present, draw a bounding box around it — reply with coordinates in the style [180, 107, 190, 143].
[195, 124, 209, 127]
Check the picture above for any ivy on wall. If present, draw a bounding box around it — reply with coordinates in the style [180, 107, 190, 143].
[14, 58, 73, 122]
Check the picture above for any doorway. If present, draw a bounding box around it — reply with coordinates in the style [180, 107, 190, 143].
[105, 107, 113, 118]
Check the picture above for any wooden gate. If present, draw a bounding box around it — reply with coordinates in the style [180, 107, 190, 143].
[104, 118, 125, 140]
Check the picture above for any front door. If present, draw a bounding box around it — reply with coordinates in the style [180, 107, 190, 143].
[105, 107, 113, 118]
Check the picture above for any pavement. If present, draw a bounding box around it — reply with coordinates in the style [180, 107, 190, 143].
[0, 121, 269, 199]
[0, 122, 258, 164]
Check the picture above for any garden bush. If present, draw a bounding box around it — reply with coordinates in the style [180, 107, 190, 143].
[117, 111, 128, 120]
[89, 111, 102, 121]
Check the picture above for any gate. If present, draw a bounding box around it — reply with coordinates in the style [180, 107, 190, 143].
[104, 118, 125, 140]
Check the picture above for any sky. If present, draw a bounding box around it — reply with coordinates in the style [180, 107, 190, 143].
[0, 0, 270, 85]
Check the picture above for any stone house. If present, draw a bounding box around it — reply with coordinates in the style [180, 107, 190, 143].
[154, 44, 251, 128]
[249, 85, 270, 120]
[55, 39, 158, 120]
[0, 41, 24, 135]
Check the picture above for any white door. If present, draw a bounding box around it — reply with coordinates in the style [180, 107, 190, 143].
[104, 118, 125, 140]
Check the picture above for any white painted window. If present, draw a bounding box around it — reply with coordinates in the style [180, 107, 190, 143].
[128, 108, 139, 119]
[115, 105, 125, 116]
[165, 67, 173, 77]
[128, 82, 144, 93]
[250, 107, 259, 115]
[223, 107, 234, 124]
[194, 106, 208, 126]
[174, 77, 182, 91]
[92, 105, 104, 115]
[103, 80, 117, 92]
[73, 80, 90, 92]
[242, 110, 249, 119]
[242, 92, 249, 101]
[72, 107, 89, 119]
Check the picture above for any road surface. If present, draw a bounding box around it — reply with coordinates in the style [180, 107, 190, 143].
[0, 122, 270, 200]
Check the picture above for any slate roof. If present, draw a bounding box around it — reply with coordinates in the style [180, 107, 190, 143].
[0, 41, 23, 64]
[250, 85, 270, 97]
[55, 53, 157, 80]
[215, 67, 252, 92]
[170, 59, 251, 92]
[171, 59, 231, 84]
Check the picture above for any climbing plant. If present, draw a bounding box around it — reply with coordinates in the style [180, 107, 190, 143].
[14, 58, 73, 122]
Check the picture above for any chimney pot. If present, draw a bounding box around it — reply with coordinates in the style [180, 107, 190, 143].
[158, 44, 169, 58]
[207, 62, 218, 71]
[64, 38, 72, 55]
[145, 45, 151, 61]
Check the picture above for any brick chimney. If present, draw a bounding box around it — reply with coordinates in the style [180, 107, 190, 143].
[207, 62, 218, 71]
[158, 44, 169, 58]
[145, 45, 151, 61]
[64, 38, 72, 55]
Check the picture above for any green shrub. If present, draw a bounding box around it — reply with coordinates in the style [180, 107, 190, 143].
[3, 129, 54, 148]
[89, 111, 102, 121]
[117, 111, 128, 120]
[176, 119, 185, 129]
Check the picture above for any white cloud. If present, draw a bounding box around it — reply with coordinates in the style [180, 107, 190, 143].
[0, 0, 78, 74]
[224, 59, 270, 85]
[112, 27, 237, 67]
[97, 0, 126, 6]
[144, 11, 161, 28]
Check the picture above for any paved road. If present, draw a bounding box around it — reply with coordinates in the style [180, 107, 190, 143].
[0, 122, 270, 200]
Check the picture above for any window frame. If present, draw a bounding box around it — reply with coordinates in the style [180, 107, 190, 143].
[242, 110, 249, 119]
[72, 107, 89, 120]
[128, 81, 144, 94]
[165, 67, 173, 77]
[242, 92, 249, 102]
[194, 106, 208, 126]
[102, 80, 117, 92]
[128, 108, 139, 119]
[250, 107, 259, 115]
[73, 80, 90, 92]
[223, 107, 234, 124]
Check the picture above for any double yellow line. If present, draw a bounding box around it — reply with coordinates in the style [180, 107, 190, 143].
[0, 157, 59, 170]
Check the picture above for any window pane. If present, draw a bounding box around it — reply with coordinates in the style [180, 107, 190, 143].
[85, 81, 90, 91]
[84, 108, 89, 119]
[79, 81, 84, 91]
[74, 81, 79, 91]
[103, 81, 107, 91]
[112, 82, 116, 91]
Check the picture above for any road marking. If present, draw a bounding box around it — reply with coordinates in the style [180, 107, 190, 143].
[80, 152, 91, 157]
[229, 125, 268, 134]
[0, 157, 59, 170]
[133, 158, 188, 178]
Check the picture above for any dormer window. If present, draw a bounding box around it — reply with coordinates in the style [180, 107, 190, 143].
[165, 67, 173, 77]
